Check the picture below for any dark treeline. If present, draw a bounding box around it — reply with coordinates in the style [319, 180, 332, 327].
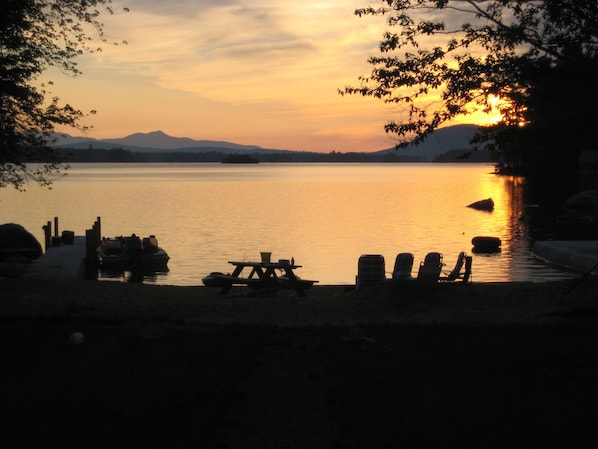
[56, 147, 492, 163]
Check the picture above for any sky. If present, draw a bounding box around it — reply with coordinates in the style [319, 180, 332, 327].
[46, 0, 498, 153]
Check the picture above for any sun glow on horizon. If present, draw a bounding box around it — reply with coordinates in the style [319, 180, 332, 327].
[454, 95, 504, 127]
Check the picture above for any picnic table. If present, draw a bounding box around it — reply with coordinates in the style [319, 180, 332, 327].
[217, 260, 316, 296]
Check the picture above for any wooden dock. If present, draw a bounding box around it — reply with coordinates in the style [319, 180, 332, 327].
[22, 236, 87, 280]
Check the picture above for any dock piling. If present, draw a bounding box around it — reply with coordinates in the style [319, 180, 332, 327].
[42, 221, 51, 251]
[84, 217, 101, 279]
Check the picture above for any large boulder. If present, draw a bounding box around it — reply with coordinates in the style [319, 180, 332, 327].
[0, 223, 43, 262]
[563, 190, 598, 211]
[555, 191, 598, 239]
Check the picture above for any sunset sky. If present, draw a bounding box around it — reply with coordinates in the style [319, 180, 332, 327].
[46, 0, 498, 152]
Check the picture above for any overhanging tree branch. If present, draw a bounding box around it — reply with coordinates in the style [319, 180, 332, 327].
[340, 0, 598, 174]
[1, 0, 127, 190]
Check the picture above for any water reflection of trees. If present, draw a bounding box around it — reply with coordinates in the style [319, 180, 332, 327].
[502, 175, 526, 244]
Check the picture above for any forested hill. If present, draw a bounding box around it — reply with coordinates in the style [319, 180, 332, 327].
[53, 124, 492, 163]
[54, 146, 491, 163]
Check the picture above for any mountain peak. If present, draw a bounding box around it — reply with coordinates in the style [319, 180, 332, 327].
[106, 131, 201, 149]
[128, 130, 168, 137]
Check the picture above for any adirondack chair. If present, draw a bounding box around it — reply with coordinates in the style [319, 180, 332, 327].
[356, 254, 386, 289]
[417, 252, 443, 283]
[440, 252, 472, 283]
[392, 252, 414, 280]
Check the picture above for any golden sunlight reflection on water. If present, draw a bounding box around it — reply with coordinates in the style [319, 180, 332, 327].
[0, 163, 574, 285]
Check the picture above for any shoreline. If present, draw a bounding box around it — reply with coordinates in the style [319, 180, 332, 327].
[2, 277, 597, 326]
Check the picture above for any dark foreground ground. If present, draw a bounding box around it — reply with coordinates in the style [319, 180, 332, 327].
[2, 278, 598, 448]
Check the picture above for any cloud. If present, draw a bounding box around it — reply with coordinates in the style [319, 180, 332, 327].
[58, 0, 472, 151]
[118, 0, 239, 17]
[89, 0, 383, 106]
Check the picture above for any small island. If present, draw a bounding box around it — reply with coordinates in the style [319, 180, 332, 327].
[222, 153, 259, 164]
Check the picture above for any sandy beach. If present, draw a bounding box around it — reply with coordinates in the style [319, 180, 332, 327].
[2, 277, 598, 448]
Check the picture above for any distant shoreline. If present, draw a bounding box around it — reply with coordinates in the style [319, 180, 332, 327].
[52, 148, 493, 164]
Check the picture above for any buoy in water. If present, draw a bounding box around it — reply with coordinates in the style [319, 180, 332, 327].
[472, 236, 501, 253]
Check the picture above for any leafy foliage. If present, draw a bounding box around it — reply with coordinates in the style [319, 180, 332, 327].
[341, 0, 598, 177]
[0, 0, 127, 190]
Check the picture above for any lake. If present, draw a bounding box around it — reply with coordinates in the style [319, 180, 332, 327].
[0, 162, 574, 285]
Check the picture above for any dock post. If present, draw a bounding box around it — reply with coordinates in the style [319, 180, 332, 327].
[85, 229, 93, 278]
[49, 217, 61, 247]
[96, 216, 101, 241]
[85, 228, 98, 279]
[42, 221, 51, 251]
[94, 218, 101, 247]
[84, 217, 101, 279]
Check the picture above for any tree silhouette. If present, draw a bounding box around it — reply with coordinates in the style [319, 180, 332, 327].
[0, 0, 127, 190]
[341, 0, 598, 177]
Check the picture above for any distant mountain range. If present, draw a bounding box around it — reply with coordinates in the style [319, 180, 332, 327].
[52, 130, 264, 153]
[375, 124, 483, 161]
[52, 124, 486, 162]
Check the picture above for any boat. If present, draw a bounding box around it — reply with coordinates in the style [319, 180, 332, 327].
[98, 234, 170, 271]
[201, 272, 233, 287]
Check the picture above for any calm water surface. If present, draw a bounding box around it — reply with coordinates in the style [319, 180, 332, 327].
[1, 163, 574, 285]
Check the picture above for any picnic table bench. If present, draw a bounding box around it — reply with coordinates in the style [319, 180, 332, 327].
[215, 260, 317, 297]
